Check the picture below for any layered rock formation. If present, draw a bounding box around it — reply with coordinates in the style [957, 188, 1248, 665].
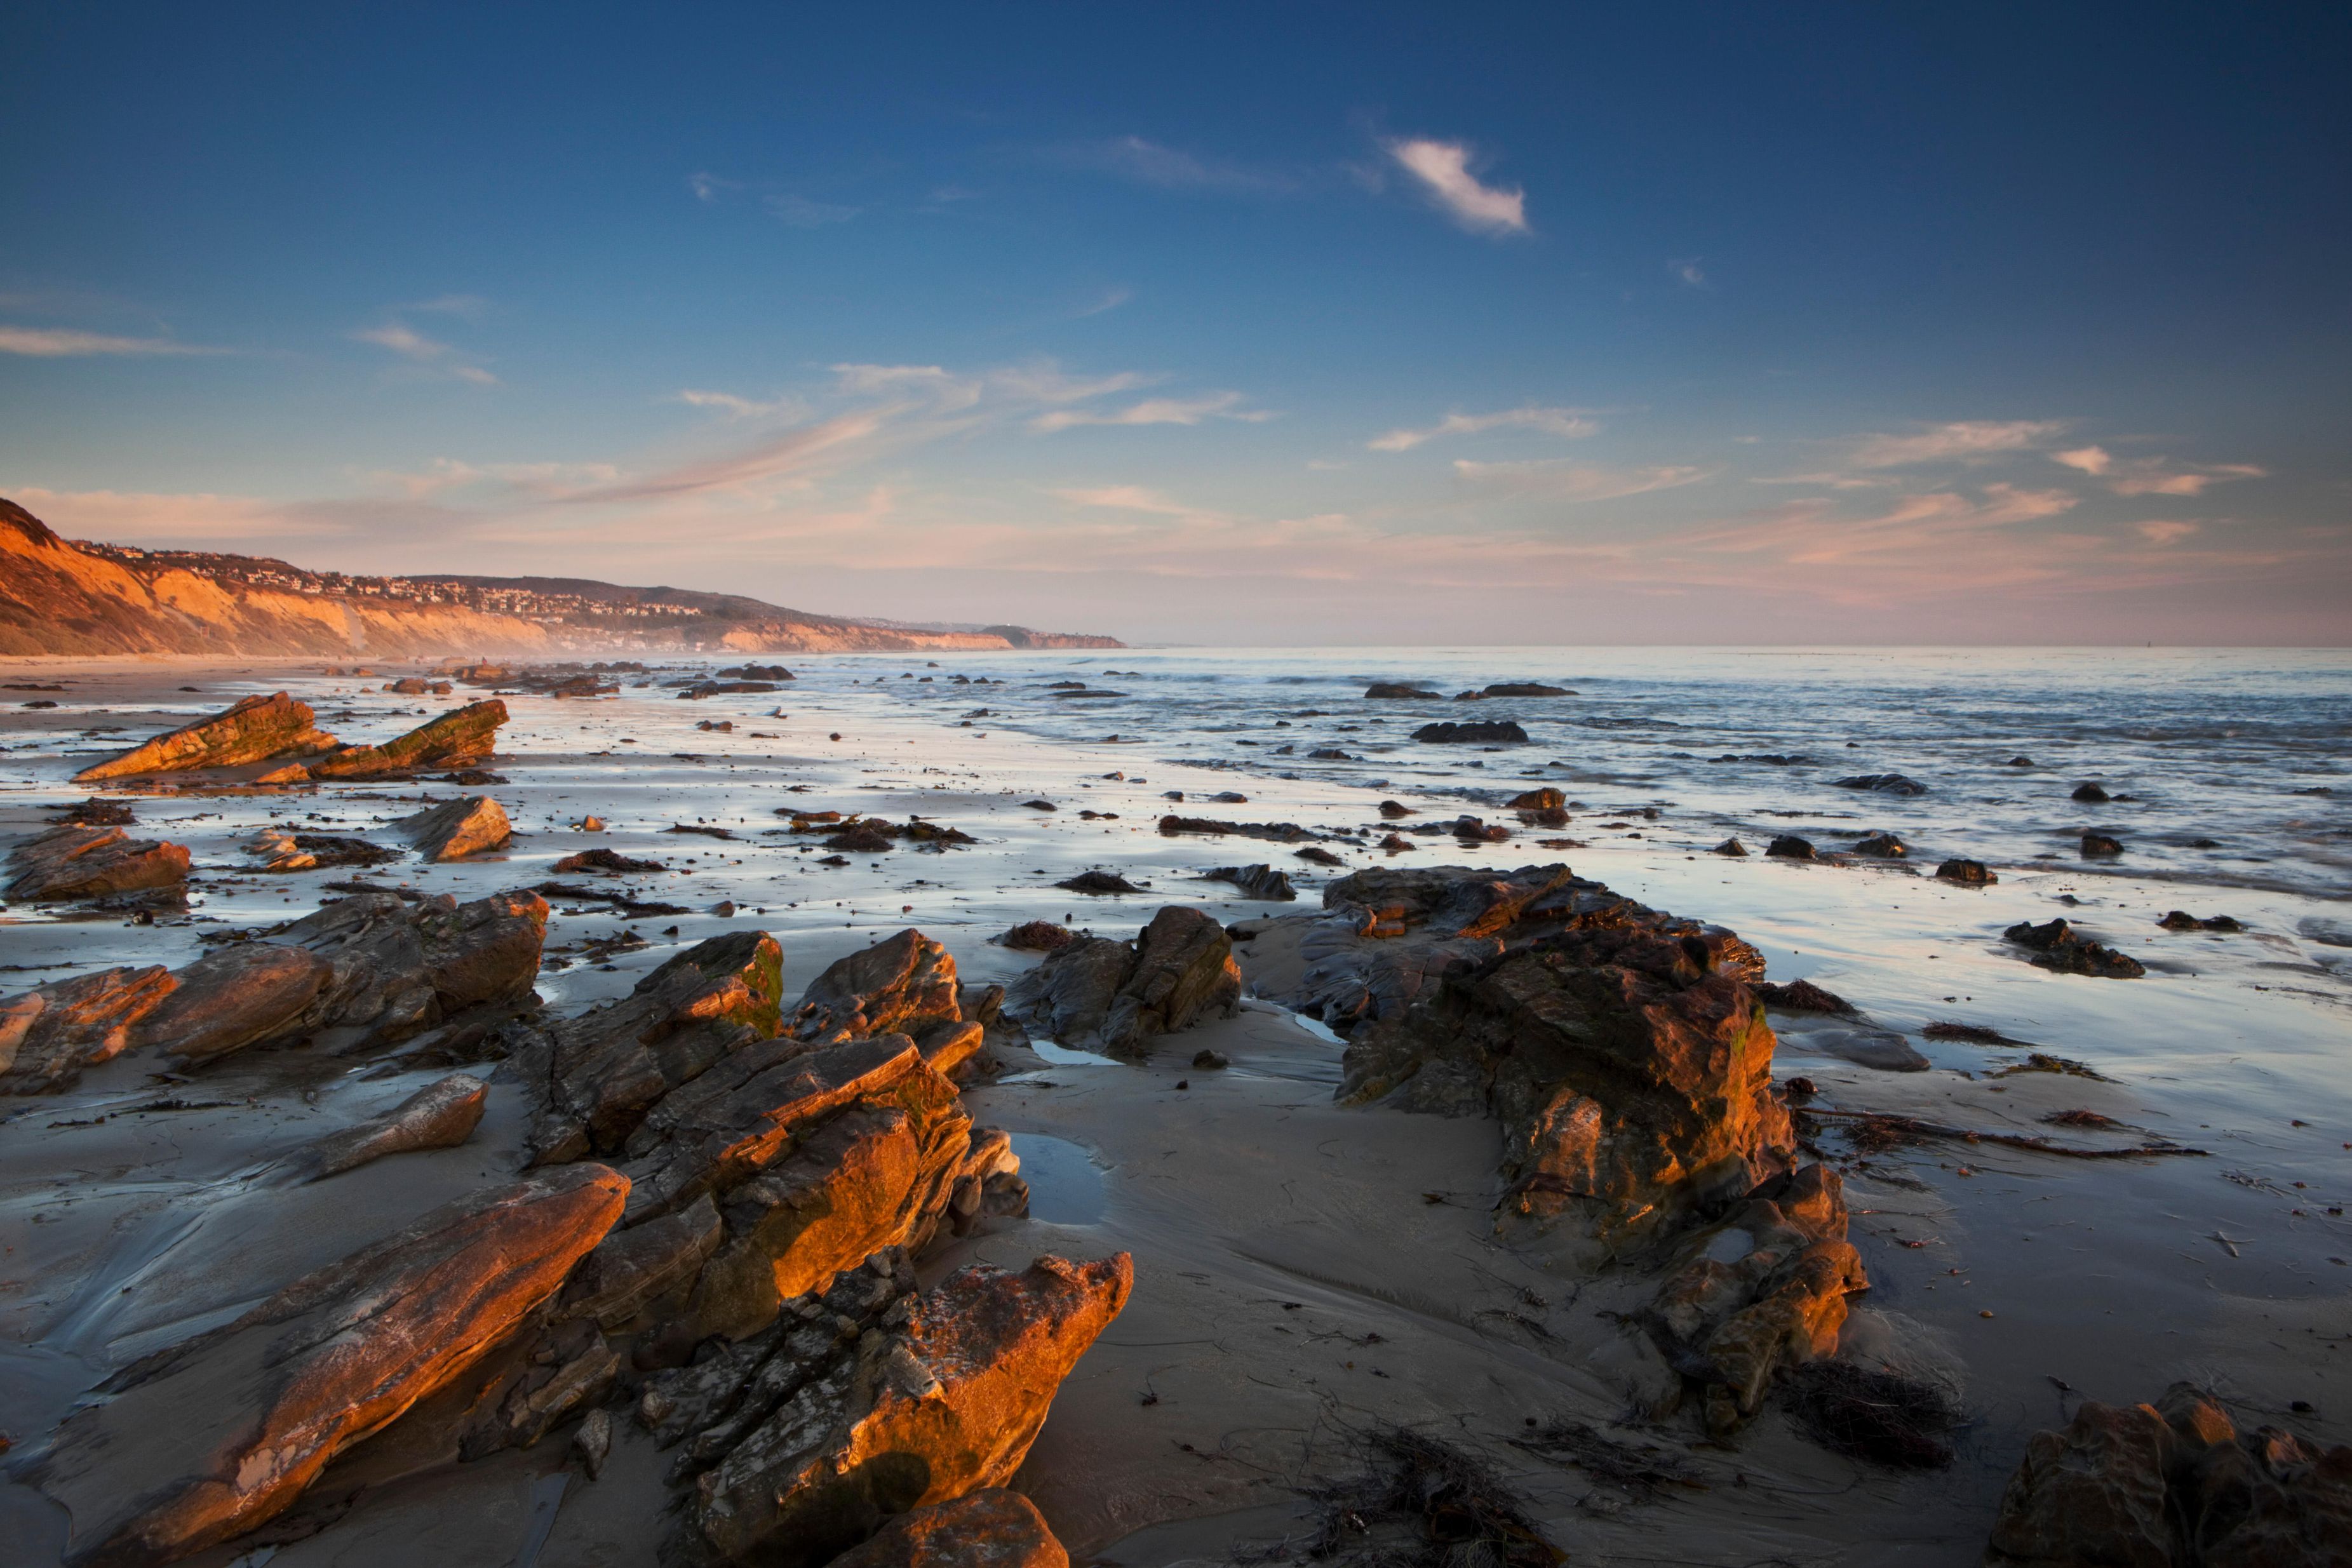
[1003, 905, 1241, 1057]
[4, 824, 190, 902]
[72, 692, 336, 781]
[308, 699, 509, 779]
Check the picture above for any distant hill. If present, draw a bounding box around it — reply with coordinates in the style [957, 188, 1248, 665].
[0, 497, 1122, 657]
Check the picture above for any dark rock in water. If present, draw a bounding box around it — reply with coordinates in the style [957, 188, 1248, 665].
[1766, 834, 1817, 860]
[2081, 833, 2123, 857]
[2070, 781, 2111, 802]
[553, 847, 666, 874]
[1784, 1076, 1818, 1097]
[828, 1489, 1070, 1568]
[311, 699, 508, 779]
[1307, 747, 1353, 760]
[2005, 756, 2034, 767]
[1005, 906, 1240, 1057]
[717, 664, 793, 681]
[1056, 871, 1143, 895]
[1204, 864, 1297, 901]
[828, 823, 896, 854]
[72, 690, 337, 782]
[2158, 911, 2242, 932]
[1379, 833, 1415, 853]
[1507, 787, 1566, 810]
[1294, 845, 1345, 866]
[1210, 790, 1249, 804]
[1021, 799, 1056, 812]
[999, 921, 1074, 951]
[2004, 918, 2145, 978]
[1157, 814, 1318, 842]
[680, 680, 781, 699]
[1378, 800, 1415, 818]
[1936, 858, 1996, 884]
[1755, 979, 1855, 1015]
[30, 1166, 628, 1568]
[6, 823, 191, 901]
[1414, 720, 1529, 744]
[1479, 682, 1573, 697]
[673, 1254, 1131, 1568]
[1192, 1049, 1229, 1070]
[1452, 815, 1512, 842]
[1984, 1383, 2352, 1568]
[1712, 838, 1749, 857]
[1850, 832, 1908, 858]
[52, 797, 135, 826]
[1365, 682, 1441, 699]
[1834, 774, 1927, 796]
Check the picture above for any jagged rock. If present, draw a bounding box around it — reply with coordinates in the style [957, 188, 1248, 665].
[529, 930, 784, 1162]
[1294, 845, 1345, 866]
[1851, 832, 1908, 857]
[2070, 781, 2112, 803]
[552, 847, 666, 874]
[6, 824, 190, 901]
[308, 700, 506, 780]
[1766, 834, 1817, 860]
[1056, 871, 1143, 895]
[394, 795, 511, 860]
[1413, 720, 1529, 744]
[0, 965, 178, 1094]
[574, 1408, 614, 1480]
[2005, 918, 2146, 979]
[1204, 863, 1297, 901]
[829, 1490, 1069, 1568]
[136, 888, 549, 1063]
[1754, 979, 1854, 1015]
[1938, 858, 1996, 884]
[32, 1165, 628, 1568]
[1713, 838, 1748, 857]
[1641, 1163, 1866, 1433]
[678, 1253, 1132, 1568]
[286, 1072, 488, 1181]
[2082, 833, 2124, 858]
[1365, 683, 1441, 699]
[458, 1315, 623, 1460]
[71, 692, 338, 782]
[1834, 773, 1927, 796]
[1005, 908, 1239, 1057]
[1507, 787, 1566, 810]
[1004, 937, 1138, 1047]
[558, 1194, 725, 1330]
[999, 921, 1074, 952]
[1985, 1382, 2352, 1567]
[248, 826, 318, 872]
[790, 928, 960, 1045]
[2158, 911, 2241, 933]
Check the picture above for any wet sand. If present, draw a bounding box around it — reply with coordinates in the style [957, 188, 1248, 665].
[2, 655, 2347, 1567]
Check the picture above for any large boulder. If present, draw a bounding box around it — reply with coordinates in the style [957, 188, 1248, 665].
[394, 795, 511, 861]
[677, 1252, 1132, 1568]
[72, 692, 338, 782]
[828, 1490, 1068, 1568]
[5, 825, 190, 902]
[32, 1165, 628, 1568]
[0, 965, 178, 1094]
[1985, 1384, 2352, 1567]
[1004, 906, 1240, 1057]
[309, 699, 507, 778]
[790, 929, 962, 1046]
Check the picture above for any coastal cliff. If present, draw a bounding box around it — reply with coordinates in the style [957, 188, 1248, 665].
[0, 498, 1121, 657]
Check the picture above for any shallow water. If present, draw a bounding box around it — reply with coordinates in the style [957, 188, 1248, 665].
[1007, 1133, 1108, 1225]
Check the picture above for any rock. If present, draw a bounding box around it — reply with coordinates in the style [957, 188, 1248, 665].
[2071, 781, 2112, 803]
[574, 1407, 614, 1480]
[1004, 937, 1137, 1047]
[2158, 911, 2241, 933]
[133, 942, 337, 1064]
[5, 824, 190, 901]
[1713, 838, 1749, 857]
[0, 965, 178, 1094]
[828, 1489, 1070, 1568]
[553, 847, 666, 874]
[1507, 787, 1566, 810]
[2004, 918, 2146, 979]
[1294, 845, 1345, 866]
[1158, 814, 1319, 842]
[1766, 834, 1817, 860]
[677, 1253, 1132, 1568]
[790, 929, 962, 1046]
[1378, 800, 1416, 818]
[1021, 799, 1056, 811]
[1754, 979, 1855, 1015]
[2081, 833, 2124, 858]
[1366, 683, 1441, 699]
[1210, 791, 1249, 804]
[1192, 1049, 1229, 1069]
[530, 930, 784, 1161]
[1204, 864, 1297, 901]
[32, 1166, 628, 1568]
[1056, 871, 1144, 895]
[71, 692, 337, 782]
[556, 1193, 725, 1330]
[1005, 907, 1239, 1057]
[287, 1071, 488, 1181]
[1413, 720, 1529, 744]
[1851, 832, 1908, 857]
[1834, 773, 1926, 796]
[395, 795, 512, 860]
[999, 921, 1074, 952]
[248, 826, 318, 872]
[1937, 858, 1996, 884]
[1481, 683, 1572, 697]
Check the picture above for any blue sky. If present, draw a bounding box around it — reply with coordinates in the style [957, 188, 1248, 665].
[3, 3, 2346, 643]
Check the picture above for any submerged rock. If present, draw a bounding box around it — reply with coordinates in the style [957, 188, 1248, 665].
[1712, 838, 1749, 857]
[1834, 773, 1927, 796]
[2070, 781, 2112, 803]
[32, 1166, 628, 1568]
[1480, 683, 1573, 697]
[2081, 832, 2124, 858]
[395, 795, 512, 861]
[1851, 831, 1908, 857]
[998, 921, 1075, 952]
[1365, 683, 1441, 699]
[1204, 863, 1298, 901]
[1413, 720, 1529, 744]
[1937, 858, 1996, 884]
[1507, 787, 1568, 810]
[1766, 834, 1817, 861]
[71, 691, 337, 782]
[1056, 870, 1144, 895]
[310, 700, 507, 778]
[5, 824, 190, 901]
[2005, 918, 2146, 978]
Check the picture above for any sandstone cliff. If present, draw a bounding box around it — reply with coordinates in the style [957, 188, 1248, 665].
[0, 499, 1121, 657]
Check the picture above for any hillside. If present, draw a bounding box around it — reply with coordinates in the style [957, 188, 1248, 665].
[0, 498, 1121, 657]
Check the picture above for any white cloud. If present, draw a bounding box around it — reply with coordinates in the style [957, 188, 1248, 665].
[351, 320, 498, 385]
[0, 326, 220, 357]
[2111, 462, 2265, 497]
[1383, 138, 1528, 236]
[1848, 420, 2065, 468]
[2052, 445, 2111, 475]
[688, 171, 735, 203]
[1669, 258, 1707, 288]
[1073, 286, 1132, 318]
[676, 388, 807, 420]
[1452, 460, 1709, 502]
[2137, 520, 2201, 544]
[1032, 391, 1266, 433]
[765, 194, 859, 228]
[1368, 405, 1596, 452]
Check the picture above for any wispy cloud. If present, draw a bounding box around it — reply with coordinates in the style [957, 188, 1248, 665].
[1061, 137, 1293, 195]
[407, 293, 487, 319]
[2051, 444, 2265, 496]
[1848, 420, 2065, 468]
[2052, 445, 2112, 476]
[1383, 138, 1528, 235]
[1452, 460, 1708, 502]
[1669, 258, 1707, 288]
[2136, 519, 2201, 544]
[765, 193, 859, 228]
[0, 326, 222, 358]
[1073, 285, 1132, 318]
[1368, 406, 1596, 452]
[1033, 391, 1267, 433]
[688, 171, 736, 203]
[351, 319, 497, 385]
[676, 388, 808, 420]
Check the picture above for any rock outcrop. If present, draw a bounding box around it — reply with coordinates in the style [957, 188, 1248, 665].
[671, 1252, 1132, 1568]
[33, 1166, 628, 1568]
[828, 1489, 1069, 1568]
[72, 692, 338, 781]
[1984, 1383, 2352, 1567]
[309, 700, 508, 779]
[0, 965, 178, 1094]
[5, 824, 190, 901]
[1004, 906, 1241, 1057]
[395, 795, 512, 860]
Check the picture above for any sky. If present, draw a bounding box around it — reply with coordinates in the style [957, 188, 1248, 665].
[3, 3, 2348, 646]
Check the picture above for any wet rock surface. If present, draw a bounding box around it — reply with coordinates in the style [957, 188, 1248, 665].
[1204, 862, 1296, 901]
[71, 692, 337, 781]
[1004, 905, 1241, 1057]
[826, 1489, 1068, 1568]
[396, 795, 513, 861]
[6, 824, 191, 902]
[311, 699, 508, 779]
[2005, 917, 2147, 978]
[1412, 720, 1529, 744]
